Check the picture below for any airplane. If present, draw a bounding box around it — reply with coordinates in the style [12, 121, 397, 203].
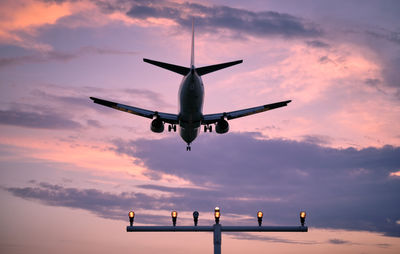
[90, 23, 291, 151]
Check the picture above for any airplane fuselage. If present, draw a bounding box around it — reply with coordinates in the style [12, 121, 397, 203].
[178, 68, 204, 144]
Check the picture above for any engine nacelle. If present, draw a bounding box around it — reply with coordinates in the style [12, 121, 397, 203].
[151, 118, 164, 133]
[215, 119, 229, 134]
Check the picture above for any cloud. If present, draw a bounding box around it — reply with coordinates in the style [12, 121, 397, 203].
[3, 182, 177, 224]
[5, 133, 400, 237]
[328, 238, 350, 245]
[365, 29, 400, 46]
[0, 46, 136, 68]
[226, 232, 317, 245]
[5, 0, 321, 41]
[123, 2, 321, 38]
[306, 40, 330, 48]
[109, 133, 400, 236]
[28, 85, 173, 112]
[0, 109, 82, 129]
[0, 0, 74, 51]
[301, 135, 333, 145]
[86, 119, 102, 128]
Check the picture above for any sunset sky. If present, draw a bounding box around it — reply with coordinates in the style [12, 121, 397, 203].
[1, 0, 400, 253]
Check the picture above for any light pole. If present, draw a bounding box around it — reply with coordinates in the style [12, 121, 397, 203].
[126, 207, 308, 254]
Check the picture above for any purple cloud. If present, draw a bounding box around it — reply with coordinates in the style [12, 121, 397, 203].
[0, 46, 136, 68]
[5, 133, 400, 237]
[124, 2, 321, 38]
[109, 133, 400, 236]
[0, 109, 82, 129]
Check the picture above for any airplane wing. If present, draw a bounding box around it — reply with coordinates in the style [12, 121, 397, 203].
[202, 100, 292, 124]
[90, 97, 179, 124]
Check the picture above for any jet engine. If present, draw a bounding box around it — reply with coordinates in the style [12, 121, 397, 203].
[151, 118, 164, 133]
[215, 119, 229, 134]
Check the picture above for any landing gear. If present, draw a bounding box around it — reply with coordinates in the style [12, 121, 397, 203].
[204, 125, 212, 132]
[168, 124, 177, 132]
[186, 144, 191, 151]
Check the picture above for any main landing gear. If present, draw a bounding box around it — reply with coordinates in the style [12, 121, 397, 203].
[186, 144, 191, 151]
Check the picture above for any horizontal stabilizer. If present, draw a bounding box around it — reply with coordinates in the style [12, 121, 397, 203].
[196, 60, 243, 76]
[143, 58, 190, 75]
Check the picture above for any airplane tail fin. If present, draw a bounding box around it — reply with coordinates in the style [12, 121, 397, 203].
[191, 18, 195, 68]
[143, 19, 242, 76]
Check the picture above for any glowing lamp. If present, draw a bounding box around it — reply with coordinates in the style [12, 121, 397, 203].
[257, 211, 263, 226]
[300, 211, 306, 226]
[214, 207, 220, 224]
[171, 211, 178, 226]
[128, 211, 135, 226]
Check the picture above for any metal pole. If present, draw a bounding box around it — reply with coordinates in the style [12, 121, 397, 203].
[213, 224, 221, 254]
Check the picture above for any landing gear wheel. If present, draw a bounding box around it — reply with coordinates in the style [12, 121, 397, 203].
[186, 145, 191, 151]
[168, 125, 172, 132]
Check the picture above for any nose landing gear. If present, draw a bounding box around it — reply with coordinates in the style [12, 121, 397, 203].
[204, 125, 212, 132]
[186, 144, 191, 151]
[168, 124, 177, 132]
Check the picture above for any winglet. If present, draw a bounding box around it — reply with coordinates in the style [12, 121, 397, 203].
[190, 18, 195, 68]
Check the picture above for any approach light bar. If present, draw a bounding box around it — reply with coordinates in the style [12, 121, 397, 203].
[127, 209, 307, 228]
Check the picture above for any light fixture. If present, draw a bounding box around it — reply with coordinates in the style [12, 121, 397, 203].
[257, 211, 263, 226]
[193, 211, 199, 226]
[129, 211, 135, 226]
[300, 211, 306, 226]
[171, 211, 178, 226]
[214, 207, 220, 224]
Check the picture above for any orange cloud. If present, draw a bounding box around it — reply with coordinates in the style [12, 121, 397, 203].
[389, 171, 400, 177]
[0, 0, 107, 51]
[0, 0, 72, 50]
[196, 36, 399, 148]
[0, 126, 192, 186]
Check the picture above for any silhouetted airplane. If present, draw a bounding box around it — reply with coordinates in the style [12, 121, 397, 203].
[90, 23, 291, 151]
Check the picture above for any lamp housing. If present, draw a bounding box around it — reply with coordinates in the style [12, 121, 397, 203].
[171, 211, 178, 226]
[257, 211, 263, 226]
[214, 207, 220, 224]
[300, 211, 306, 226]
[193, 211, 199, 226]
[128, 211, 135, 226]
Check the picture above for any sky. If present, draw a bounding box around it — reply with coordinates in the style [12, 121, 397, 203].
[0, 0, 400, 253]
